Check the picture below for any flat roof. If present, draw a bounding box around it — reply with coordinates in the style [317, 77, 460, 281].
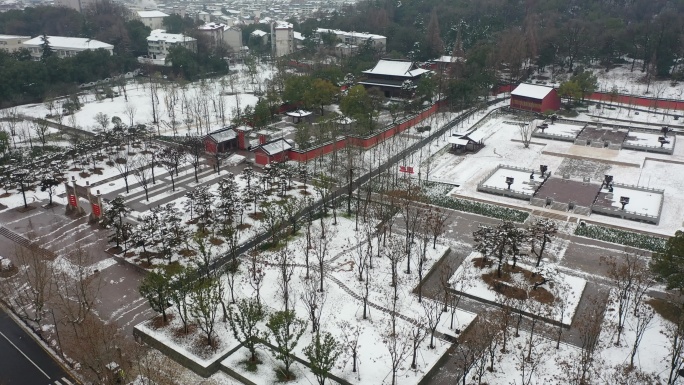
[22, 35, 113, 50]
[316, 28, 385, 40]
[147, 29, 196, 43]
[251, 30, 268, 37]
[511, 83, 555, 100]
[137, 10, 169, 18]
[0, 34, 30, 39]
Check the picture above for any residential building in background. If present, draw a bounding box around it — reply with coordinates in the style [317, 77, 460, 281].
[21, 36, 114, 60]
[136, 10, 170, 30]
[315, 28, 386, 53]
[54, 0, 97, 12]
[271, 21, 293, 57]
[146, 29, 197, 59]
[0, 35, 31, 52]
[197, 22, 243, 53]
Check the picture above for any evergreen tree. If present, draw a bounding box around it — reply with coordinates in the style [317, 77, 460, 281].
[304, 332, 342, 385]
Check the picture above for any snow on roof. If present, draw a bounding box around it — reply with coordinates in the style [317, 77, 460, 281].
[234, 125, 253, 132]
[208, 128, 236, 142]
[274, 21, 293, 29]
[293, 31, 305, 40]
[22, 35, 113, 50]
[137, 10, 169, 18]
[465, 129, 487, 142]
[433, 55, 465, 63]
[198, 22, 228, 30]
[511, 83, 555, 100]
[363, 60, 430, 78]
[251, 29, 268, 37]
[0, 34, 30, 39]
[448, 136, 470, 146]
[147, 30, 196, 43]
[316, 28, 385, 40]
[286, 110, 312, 117]
[260, 138, 292, 155]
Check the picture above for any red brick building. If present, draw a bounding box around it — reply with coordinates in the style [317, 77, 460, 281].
[253, 138, 293, 166]
[510, 84, 561, 113]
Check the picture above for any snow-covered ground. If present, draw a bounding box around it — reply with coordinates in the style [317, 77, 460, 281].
[537, 121, 585, 137]
[3, 63, 275, 136]
[598, 185, 663, 216]
[417, 110, 684, 236]
[450, 252, 586, 325]
[623, 130, 674, 149]
[135, 215, 476, 384]
[480, 167, 540, 195]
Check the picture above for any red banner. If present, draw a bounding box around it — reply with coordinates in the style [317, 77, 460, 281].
[92, 203, 101, 217]
[399, 166, 414, 174]
[68, 194, 77, 207]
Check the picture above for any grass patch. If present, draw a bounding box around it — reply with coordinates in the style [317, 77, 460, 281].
[574, 223, 667, 252]
[274, 366, 297, 382]
[239, 356, 263, 372]
[647, 297, 682, 324]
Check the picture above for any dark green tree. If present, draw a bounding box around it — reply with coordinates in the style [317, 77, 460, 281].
[651, 231, 684, 296]
[266, 310, 307, 380]
[304, 331, 342, 385]
[139, 268, 172, 324]
[227, 298, 268, 363]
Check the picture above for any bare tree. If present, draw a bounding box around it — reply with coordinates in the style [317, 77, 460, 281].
[131, 155, 153, 201]
[383, 319, 412, 385]
[421, 295, 443, 349]
[0, 246, 53, 326]
[312, 218, 336, 292]
[665, 313, 684, 385]
[339, 321, 362, 374]
[518, 121, 535, 148]
[601, 254, 644, 345]
[300, 273, 327, 333]
[409, 323, 428, 369]
[629, 302, 654, 369]
[124, 103, 137, 127]
[274, 244, 296, 312]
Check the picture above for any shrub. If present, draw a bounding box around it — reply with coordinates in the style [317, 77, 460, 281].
[574, 223, 666, 252]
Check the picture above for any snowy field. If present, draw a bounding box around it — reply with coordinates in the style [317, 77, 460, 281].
[450, 252, 586, 325]
[598, 185, 663, 217]
[3, 62, 274, 136]
[623, 130, 674, 149]
[537, 121, 585, 138]
[480, 167, 541, 195]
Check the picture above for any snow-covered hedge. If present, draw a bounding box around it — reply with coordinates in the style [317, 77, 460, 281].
[429, 194, 529, 222]
[574, 223, 667, 252]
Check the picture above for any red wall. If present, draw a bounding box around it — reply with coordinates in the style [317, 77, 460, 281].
[255, 151, 269, 166]
[541, 89, 561, 111]
[588, 92, 684, 111]
[510, 96, 543, 112]
[286, 102, 443, 163]
[495, 84, 684, 111]
[204, 138, 217, 153]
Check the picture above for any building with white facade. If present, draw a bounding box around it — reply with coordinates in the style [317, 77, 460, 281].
[55, 0, 97, 12]
[271, 21, 293, 57]
[0, 35, 31, 52]
[315, 28, 386, 53]
[136, 10, 169, 30]
[146, 29, 197, 59]
[21, 36, 114, 60]
[197, 22, 243, 53]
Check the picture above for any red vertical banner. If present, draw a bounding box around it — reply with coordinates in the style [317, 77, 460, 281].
[91, 203, 101, 217]
[68, 194, 77, 207]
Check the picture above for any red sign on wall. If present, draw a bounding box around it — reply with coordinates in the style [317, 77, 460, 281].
[68, 194, 77, 207]
[92, 203, 101, 217]
[399, 166, 414, 174]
